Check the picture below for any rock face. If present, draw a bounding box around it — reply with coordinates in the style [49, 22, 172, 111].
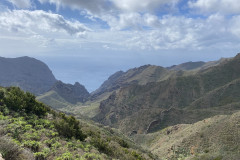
[0, 56, 57, 95]
[51, 81, 90, 104]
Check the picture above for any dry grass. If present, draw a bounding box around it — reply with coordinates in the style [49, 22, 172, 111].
[0, 136, 34, 160]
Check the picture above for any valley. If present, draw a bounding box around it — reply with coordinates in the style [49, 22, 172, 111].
[0, 54, 239, 160]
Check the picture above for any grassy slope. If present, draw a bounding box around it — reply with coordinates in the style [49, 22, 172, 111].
[37, 91, 101, 120]
[37, 90, 72, 109]
[0, 87, 154, 160]
[133, 111, 240, 160]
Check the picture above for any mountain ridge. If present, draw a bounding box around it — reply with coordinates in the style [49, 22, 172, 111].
[93, 53, 240, 134]
[37, 80, 90, 109]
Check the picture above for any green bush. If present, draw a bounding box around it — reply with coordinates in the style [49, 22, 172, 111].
[91, 137, 113, 155]
[83, 152, 103, 160]
[23, 140, 41, 152]
[114, 137, 129, 148]
[54, 115, 86, 141]
[56, 152, 74, 160]
[3, 87, 49, 117]
[0, 90, 4, 99]
[34, 152, 47, 160]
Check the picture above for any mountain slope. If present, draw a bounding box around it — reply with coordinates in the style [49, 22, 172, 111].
[36, 90, 73, 109]
[167, 58, 229, 71]
[51, 81, 89, 104]
[0, 56, 56, 95]
[91, 65, 176, 101]
[133, 111, 240, 160]
[0, 86, 154, 160]
[167, 61, 206, 71]
[37, 81, 90, 109]
[93, 53, 240, 134]
[91, 57, 229, 103]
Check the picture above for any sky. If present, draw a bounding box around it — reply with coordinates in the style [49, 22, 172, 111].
[0, 0, 240, 92]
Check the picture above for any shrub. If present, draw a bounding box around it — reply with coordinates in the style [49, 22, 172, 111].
[0, 137, 23, 160]
[83, 152, 103, 160]
[114, 137, 129, 148]
[3, 87, 49, 117]
[54, 115, 86, 141]
[34, 152, 46, 160]
[56, 152, 74, 160]
[131, 151, 144, 160]
[23, 140, 41, 152]
[0, 90, 4, 100]
[91, 137, 113, 155]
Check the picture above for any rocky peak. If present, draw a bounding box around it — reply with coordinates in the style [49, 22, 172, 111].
[52, 81, 90, 104]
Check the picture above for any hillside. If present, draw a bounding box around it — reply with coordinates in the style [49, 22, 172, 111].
[133, 111, 240, 160]
[167, 61, 206, 71]
[93, 53, 240, 135]
[0, 86, 154, 160]
[167, 58, 229, 71]
[89, 58, 228, 107]
[0, 57, 56, 95]
[91, 65, 176, 101]
[37, 81, 90, 109]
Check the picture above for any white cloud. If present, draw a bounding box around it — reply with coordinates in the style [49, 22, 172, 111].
[110, 14, 240, 51]
[143, 14, 160, 27]
[111, 0, 178, 12]
[229, 16, 240, 37]
[0, 10, 89, 36]
[105, 12, 142, 30]
[102, 44, 110, 49]
[38, 0, 179, 14]
[101, 12, 162, 30]
[38, 0, 110, 15]
[1, 1, 240, 57]
[7, 0, 32, 9]
[189, 0, 240, 14]
[37, 0, 179, 30]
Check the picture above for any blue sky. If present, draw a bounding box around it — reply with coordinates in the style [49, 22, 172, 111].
[0, 0, 240, 92]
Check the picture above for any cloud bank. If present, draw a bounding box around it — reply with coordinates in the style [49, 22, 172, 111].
[0, 9, 89, 36]
[189, 0, 240, 14]
[0, 0, 240, 54]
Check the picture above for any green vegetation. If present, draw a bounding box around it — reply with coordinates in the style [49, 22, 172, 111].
[36, 90, 73, 109]
[0, 87, 153, 160]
